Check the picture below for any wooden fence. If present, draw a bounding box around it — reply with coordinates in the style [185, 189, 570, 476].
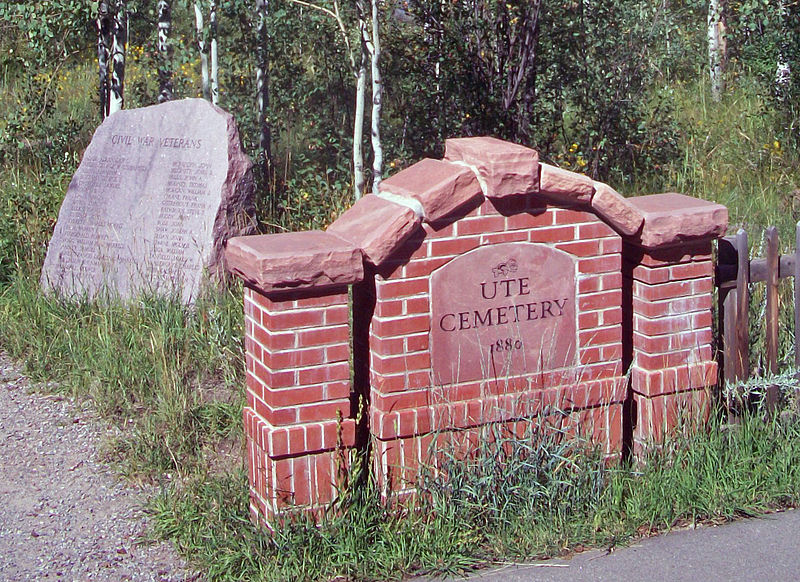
[716, 224, 800, 392]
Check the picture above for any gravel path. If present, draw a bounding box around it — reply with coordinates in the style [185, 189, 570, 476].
[0, 354, 199, 581]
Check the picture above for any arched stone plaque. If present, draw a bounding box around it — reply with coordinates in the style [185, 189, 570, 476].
[430, 242, 577, 385]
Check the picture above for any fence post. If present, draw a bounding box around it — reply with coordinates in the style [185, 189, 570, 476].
[766, 226, 779, 376]
[718, 236, 736, 391]
[795, 222, 800, 370]
[721, 284, 736, 404]
[735, 229, 750, 381]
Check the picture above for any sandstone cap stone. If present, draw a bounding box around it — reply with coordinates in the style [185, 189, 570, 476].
[327, 193, 421, 267]
[628, 193, 728, 248]
[444, 136, 540, 198]
[225, 231, 364, 292]
[591, 182, 644, 236]
[380, 158, 483, 223]
[538, 163, 595, 204]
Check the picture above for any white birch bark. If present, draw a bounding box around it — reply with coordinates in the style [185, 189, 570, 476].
[194, 1, 211, 100]
[157, 0, 174, 103]
[370, 0, 383, 194]
[109, 0, 127, 114]
[776, 0, 792, 101]
[356, 0, 372, 198]
[210, 0, 219, 105]
[708, 0, 725, 101]
[97, 1, 112, 119]
[354, 47, 367, 200]
[255, 0, 273, 178]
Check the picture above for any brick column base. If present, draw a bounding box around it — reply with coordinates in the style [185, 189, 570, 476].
[242, 285, 356, 522]
[624, 241, 718, 453]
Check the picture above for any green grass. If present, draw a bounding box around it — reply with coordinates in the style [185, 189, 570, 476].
[673, 79, 799, 236]
[625, 74, 800, 240]
[146, 405, 800, 582]
[0, 270, 245, 480]
[150, 470, 481, 581]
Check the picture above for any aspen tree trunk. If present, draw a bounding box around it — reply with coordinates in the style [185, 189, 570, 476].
[520, 0, 542, 143]
[157, 0, 174, 103]
[354, 48, 367, 200]
[354, 0, 369, 199]
[370, 0, 383, 194]
[434, 0, 444, 142]
[194, 1, 211, 100]
[708, 0, 726, 101]
[776, 0, 792, 101]
[210, 0, 219, 105]
[109, 0, 127, 114]
[255, 0, 273, 185]
[97, 1, 112, 119]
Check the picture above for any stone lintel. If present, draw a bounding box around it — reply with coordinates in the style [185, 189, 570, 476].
[591, 182, 645, 237]
[628, 193, 728, 249]
[226, 231, 363, 293]
[327, 193, 421, 267]
[380, 158, 483, 223]
[443, 136, 540, 198]
[538, 163, 595, 205]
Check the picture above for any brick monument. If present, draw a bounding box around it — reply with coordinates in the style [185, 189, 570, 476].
[226, 137, 727, 522]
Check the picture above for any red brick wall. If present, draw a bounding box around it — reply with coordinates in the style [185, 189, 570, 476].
[239, 202, 720, 520]
[369, 197, 628, 491]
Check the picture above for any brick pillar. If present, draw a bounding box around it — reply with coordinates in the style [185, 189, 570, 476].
[625, 241, 717, 449]
[627, 240, 717, 448]
[225, 231, 363, 523]
[242, 285, 355, 521]
[620, 193, 726, 453]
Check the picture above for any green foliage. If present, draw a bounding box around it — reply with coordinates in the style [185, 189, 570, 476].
[392, 0, 688, 182]
[0, 63, 96, 164]
[535, 0, 683, 182]
[0, 60, 103, 282]
[2, 0, 795, 228]
[0, 0, 94, 67]
[0, 163, 70, 282]
[0, 3, 800, 580]
[656, 75, 798, 225]
[773, 1, 800, 148]
[728, 0, 783, 80]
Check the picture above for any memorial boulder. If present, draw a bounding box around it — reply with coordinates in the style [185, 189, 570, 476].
[41, 98, 256, 303]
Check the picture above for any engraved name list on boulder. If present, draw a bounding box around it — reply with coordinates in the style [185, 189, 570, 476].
[430, 243, 577, 385]
[41, 99, 255, 303]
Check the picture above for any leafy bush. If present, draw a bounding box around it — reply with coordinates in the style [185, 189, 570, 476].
[0, 1, 94, 67]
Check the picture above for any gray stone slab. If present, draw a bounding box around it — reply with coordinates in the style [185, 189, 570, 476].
[41, 98, 255, 303]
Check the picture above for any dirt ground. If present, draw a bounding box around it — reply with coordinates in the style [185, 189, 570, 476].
[0, 353, 199, 581]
